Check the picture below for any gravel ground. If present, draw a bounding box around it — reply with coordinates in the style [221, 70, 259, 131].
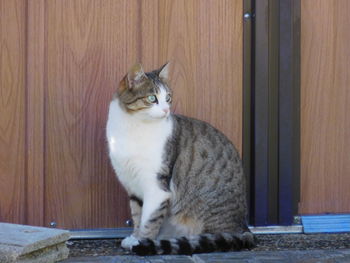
[66, 233, 350, 257]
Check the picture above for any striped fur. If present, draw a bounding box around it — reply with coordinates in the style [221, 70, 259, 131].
[132, 232, 256, 256]
[107, 63, 255, 256]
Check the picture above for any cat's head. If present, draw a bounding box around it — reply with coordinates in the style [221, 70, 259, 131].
[116, 63, 172, 121]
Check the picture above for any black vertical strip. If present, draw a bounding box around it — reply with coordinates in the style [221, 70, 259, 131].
[278, 0, 300, 225]
[267, 0, 280, 225]
[243, 0, 253, 224]
[247, 0, 300, 226]
[291, 0, 301, 219]
[252, 0, 269, 226]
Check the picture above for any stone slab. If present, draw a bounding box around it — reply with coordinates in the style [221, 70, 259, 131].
[17, 242, 69, 263]
[64, 255, 194, 263]
[63, 249, 350, 263]
[192, 250, 350, 263]
[0, 223, 70, 262]
[61, 256, 118, 263]
[145, 255, 194, 263]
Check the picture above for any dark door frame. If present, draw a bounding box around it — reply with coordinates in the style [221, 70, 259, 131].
[243, 0, 301, 226]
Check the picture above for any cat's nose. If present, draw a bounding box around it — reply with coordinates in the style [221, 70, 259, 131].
[163, 108, 170, 114]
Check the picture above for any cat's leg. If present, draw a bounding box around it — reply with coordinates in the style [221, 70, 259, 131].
[138, 189, 171, 239]
[129, 196, 142, 236]
[121, 190, 170, 250]
[121, 185, 171, 250]
[121, 196, 143, 249]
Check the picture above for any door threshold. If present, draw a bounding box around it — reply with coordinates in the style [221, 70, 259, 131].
[69, 225, 303, 239]
[69, 227, 132, 239]
[249, 225, 303, 234]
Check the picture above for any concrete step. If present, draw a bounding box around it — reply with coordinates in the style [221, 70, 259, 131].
[0, 223, 70, 263]
[62, 250, 350, 263]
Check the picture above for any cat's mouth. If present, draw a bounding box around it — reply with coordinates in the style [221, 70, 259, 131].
[154, 113, 169, 120]
[151, 110, 170, 119]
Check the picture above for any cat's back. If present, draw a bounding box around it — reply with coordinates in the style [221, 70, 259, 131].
[169, 113, 243, 187]
[168, 114, 247, 234]
[171, 114, 239, 159]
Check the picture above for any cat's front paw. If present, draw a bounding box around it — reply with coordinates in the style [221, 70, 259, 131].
[121, 235, 140, 250]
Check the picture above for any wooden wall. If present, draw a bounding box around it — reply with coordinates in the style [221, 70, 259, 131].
[140, 0, 243, 145]
[0, 0, 243, 229]
[300, 0, 350, 214]
[0, 0, 27, 224]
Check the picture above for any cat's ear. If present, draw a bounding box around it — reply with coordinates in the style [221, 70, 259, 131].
[118, 63, 146, 94]
[157, 62, 170, 80]
[118, 75, 129, 94]
[127, 63, 147, 89]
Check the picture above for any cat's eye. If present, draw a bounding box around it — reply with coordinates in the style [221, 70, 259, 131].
[147, 95, 157, 103]
[166, 94, 172, 103]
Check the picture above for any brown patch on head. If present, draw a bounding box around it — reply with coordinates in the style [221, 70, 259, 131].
[115, 63, 173, 113]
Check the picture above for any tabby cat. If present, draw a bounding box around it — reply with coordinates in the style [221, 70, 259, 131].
[106, 63, 255, 255]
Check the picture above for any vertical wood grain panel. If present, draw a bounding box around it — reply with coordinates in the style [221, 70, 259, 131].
[1, 0, 244, 228]
[140, 0, 243, 152]
[0, 0, 26, 223]
[300, 0, 350, 214]
[26, 0, 45, 226]
[45, 0, 139, 228]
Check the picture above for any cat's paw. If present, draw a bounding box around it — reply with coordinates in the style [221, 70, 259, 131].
[121, 235, 140, 250]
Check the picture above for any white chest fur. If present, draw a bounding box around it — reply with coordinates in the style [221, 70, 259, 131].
[106, 99, 173, 199]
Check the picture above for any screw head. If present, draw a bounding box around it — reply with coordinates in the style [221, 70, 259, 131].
[125, 219, 133, 227]
[244, 13, 251, 20]
[293, 216, 301, 225]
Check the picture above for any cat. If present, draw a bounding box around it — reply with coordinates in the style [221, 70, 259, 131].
[106, 63, 255, 255]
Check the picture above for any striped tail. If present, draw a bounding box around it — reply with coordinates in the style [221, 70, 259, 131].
[131, 232, 256, 256]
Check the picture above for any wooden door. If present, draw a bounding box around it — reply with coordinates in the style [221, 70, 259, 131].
[0, 0, 27, 224]
[0, 0, 243, 229]
[300, 0, 350, 214]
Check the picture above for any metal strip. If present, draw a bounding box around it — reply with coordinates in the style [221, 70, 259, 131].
[69, 228, 133, 240]
[251, 0, 301, 226]
[267, 0, 280, 225]
[278, 0, 301, 225]
[252, 0, 269, 226]
[243, 0, 253, 224]
[68, 226, 303, 239]
[250, 225, 303, 234]
[291, 0, 301, 219]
